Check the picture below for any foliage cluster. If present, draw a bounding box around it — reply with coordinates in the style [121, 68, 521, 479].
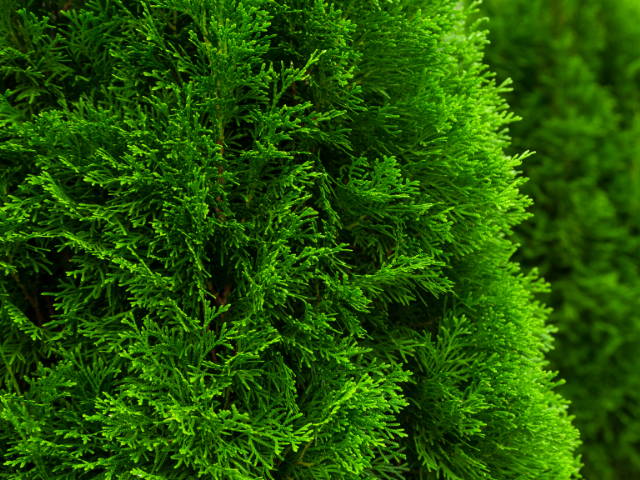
[1, 1, 580, 479]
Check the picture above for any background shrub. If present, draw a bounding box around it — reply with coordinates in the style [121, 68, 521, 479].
[1, 1, 580, 478]
[483, 0, 640, 478]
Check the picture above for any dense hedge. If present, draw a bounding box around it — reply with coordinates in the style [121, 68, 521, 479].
[1, 1, 580, 479]
[483, 0, 640, 478]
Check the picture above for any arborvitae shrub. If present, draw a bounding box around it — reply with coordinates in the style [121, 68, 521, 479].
[0, 1, 581, 479]
[483, 0, 640, 478]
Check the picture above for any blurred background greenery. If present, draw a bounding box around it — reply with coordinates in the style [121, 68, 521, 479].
[482, 0, 640, 478]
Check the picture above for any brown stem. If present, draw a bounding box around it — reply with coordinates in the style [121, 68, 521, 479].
[11, 272, 46, 326]
[214, 139, 226, 220]
[206, 281, 233, 362]
[295, 441, 314, 467]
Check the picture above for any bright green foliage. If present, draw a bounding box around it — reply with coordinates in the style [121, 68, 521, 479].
[1, 1, 580, 479]
[483, 0, 640, 478]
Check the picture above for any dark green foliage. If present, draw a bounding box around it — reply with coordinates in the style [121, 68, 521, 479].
[1, 1, 580, 478]
[483, 0, 640, 478]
